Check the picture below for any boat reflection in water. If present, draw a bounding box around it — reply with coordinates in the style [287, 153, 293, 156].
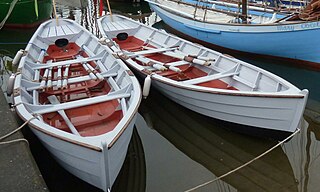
[112, 128, 146, 192]
[138, 89, 303, 191]
[282, 118, 320, 192]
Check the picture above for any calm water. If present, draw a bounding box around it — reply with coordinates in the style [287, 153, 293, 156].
[1, 0, 320, 191]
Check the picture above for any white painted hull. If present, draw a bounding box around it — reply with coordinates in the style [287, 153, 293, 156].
[97, 14, 308, 134]
[31, 115, 136, 189]
[13, 18, 142, 191]
[151, 78, 306, 132]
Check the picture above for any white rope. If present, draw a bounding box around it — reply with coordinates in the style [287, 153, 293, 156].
[184, 128, 301, 192]
[0, 138, 29, 146]
[0, 117, 35, 141]
[0, 0, 19, 30]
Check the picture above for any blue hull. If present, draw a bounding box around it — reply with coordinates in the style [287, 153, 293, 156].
[149, 2, 320, 67]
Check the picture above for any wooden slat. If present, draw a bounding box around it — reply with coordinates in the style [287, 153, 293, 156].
[61, 25, 73, 35]
[111, 22, 125, 30]
[56, 26, 66, 36]
[128, 47, 178, 57]
[106, 22, 117, 31]
[27, 51, 105, 70]
[183, 71, 239, 85]
[233, 75, 256, 89]
[48, 26, 57, 37]
[24, 88, 131, 115]
[25, 71, 117, 91]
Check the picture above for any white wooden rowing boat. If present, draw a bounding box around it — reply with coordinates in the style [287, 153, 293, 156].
[98, 14, 308, 134]
[11, 18, 142, 191]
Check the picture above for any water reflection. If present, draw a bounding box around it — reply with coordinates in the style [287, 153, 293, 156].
[138, 89, 299, 191]
[1, 0, 320, 191]
[56, 0, 100, 35]
[282, 118, 320, 192]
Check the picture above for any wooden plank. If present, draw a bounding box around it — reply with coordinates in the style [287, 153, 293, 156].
[26, 71, 117, 91]
[48, 26, 57, 37]
[56, 26, 66, 36]
[116, 21, 133, 29]
[24, 89, 131, 115]
[128, 47, 178, 57]
[61, 25, 73, 35]
[111, 22, 125, 30]
[27, 51, 105, 70]
[41, 27, 49, 38]
[183, 71, 239, 85]
[106, 22, 117, 31]
[233, 75, 256, 89]
[66, 24, 77, 33]
[102, 23, 110, 31]
[163, 60, 188, 67]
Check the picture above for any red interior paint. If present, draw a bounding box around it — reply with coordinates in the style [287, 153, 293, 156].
[40, 42, 122, 136]
[198, 80, 238, 90]
[116, 36, 238, 90]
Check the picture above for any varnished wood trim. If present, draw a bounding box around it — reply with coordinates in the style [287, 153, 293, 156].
[16, 111, 102, 151]
[125, 61, 305, 99]
[154, 77, 305, 98]
[108, 92, 142, 148]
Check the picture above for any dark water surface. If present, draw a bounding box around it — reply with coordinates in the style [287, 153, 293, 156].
[1, 0, 320, 191]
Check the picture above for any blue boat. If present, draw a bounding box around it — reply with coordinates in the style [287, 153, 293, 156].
[182, 0, 289, 19]
[146, 0, 320, 70]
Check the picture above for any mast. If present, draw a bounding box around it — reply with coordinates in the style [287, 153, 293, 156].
[241, 0, 247, 23]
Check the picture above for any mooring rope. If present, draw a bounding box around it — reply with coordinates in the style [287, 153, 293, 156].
[0, 0, 19, 30]
[0, 117, 35, 146]
[0, 138, 29, 146]
[184, 128, 301, 192]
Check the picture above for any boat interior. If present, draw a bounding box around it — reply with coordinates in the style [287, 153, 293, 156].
[19, 24, 135, 136]
[103, 16, 290, 93]
[39, 42, 122, 136]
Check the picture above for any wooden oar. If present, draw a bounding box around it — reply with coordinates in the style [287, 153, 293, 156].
[47, 95, 81, 136]
[142, 46, 213, 66]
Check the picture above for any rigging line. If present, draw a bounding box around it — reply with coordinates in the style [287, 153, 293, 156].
[184, 128, 301, 192]
[0, 0, 19, 30]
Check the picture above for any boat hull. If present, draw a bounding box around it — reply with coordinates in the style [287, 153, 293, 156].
[149, 1, 320, 69]
[29, 115, 136, 191]
[151, 77, 306, 133]
[97, 14, 308, 134]
[0, 0, 52, 28]
[12, 18, 142, 191]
